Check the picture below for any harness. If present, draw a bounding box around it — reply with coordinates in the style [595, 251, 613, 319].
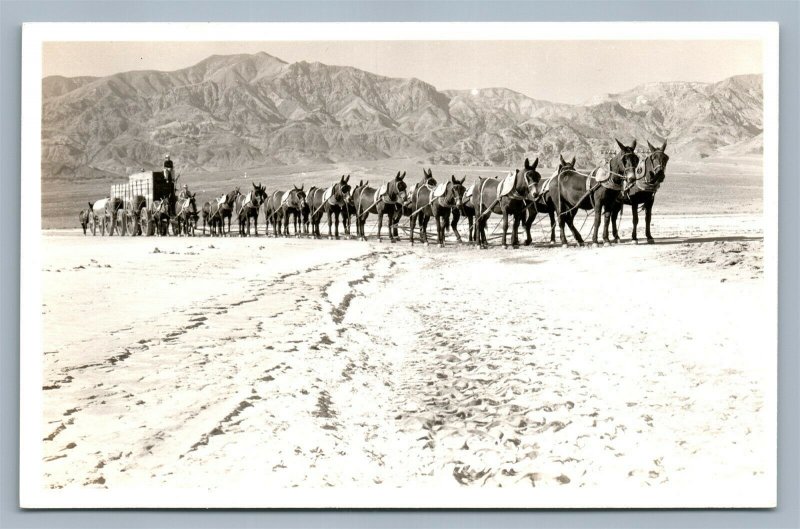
[627, 155, 664, 195]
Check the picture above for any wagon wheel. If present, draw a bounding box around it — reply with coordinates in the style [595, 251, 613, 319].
[126, 213, 137, 236]
[140, 207, 153, 236]
[90, 215, 97, 236]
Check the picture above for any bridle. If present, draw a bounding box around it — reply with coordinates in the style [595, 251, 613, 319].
[505, 169, 540, 203]
[631, 150, 668, 193]
[381, 180, 406, 205]
[609, 150, 639, 184]
[435, 182, 463, 209]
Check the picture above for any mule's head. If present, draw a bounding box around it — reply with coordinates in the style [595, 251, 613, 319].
[558, 154, 576, 174]
[186, 192, 198, 215]
[293, 184, 307, 208]
[253, 183, 268, 205]
[447, 175, 466, 208]
[521, 157, 542, 198]
[645, 140, 669, 184]
[334, 174, 350, 203]
[388, 171, 407, 203]
[612, 138, 640, 185]
[422, 168, 437, 187]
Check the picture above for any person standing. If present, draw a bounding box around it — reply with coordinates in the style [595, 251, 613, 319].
[163, 154, 176, 214]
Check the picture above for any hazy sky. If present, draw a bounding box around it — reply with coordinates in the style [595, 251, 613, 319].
[43, 40, 762, 104]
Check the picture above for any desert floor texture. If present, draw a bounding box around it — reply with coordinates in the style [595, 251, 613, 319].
[37, 210, 772, 496]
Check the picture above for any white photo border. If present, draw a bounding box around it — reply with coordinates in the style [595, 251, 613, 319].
[20, 21, 779, 509]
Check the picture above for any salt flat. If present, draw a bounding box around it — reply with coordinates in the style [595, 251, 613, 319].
[38, 213, 770, 499]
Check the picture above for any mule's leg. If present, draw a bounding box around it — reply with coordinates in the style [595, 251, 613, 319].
[557, 210, 569, 246]
[610, 206, 620, 243]
[566, 212, 585, 246]
[377, 211, 383, 242]
[592, 198, 602, 245]
[334, 210, 340, 239]
[602, 209, 612, 244]
[548, 210, 556, 244]
[512, 212, 522, 248]
[645, 197, 655, 244]
[467, 214, 474, 242]
[388, 209, 397, 243]
[480, 215, 489, 249]
[451, 210, 462, 243]
[630, 202, 640, 243]
[327, 210, 333, 239]
[501, 210, 509, 248]
[523, 209, 534, 246]
[409, 213, 417, 245]
[436, 214, 445, 247]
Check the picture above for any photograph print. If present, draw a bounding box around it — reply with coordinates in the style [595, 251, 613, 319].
[20, 22, 778, 508]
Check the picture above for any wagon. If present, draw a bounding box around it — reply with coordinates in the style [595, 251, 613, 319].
[110, 170, 177, 236]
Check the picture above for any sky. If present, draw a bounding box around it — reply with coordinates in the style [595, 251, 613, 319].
[42, 40, 762, 104]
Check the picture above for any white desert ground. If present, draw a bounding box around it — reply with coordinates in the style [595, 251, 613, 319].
[35, 209, 773, 502]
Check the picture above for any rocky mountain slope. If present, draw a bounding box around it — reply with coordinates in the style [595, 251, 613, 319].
[41, 52, 762, 180]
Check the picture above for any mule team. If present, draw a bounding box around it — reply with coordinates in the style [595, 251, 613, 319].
[83, 139, 669, 247]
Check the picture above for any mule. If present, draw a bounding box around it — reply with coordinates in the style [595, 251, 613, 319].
[523, 182, 557, 246]
[612, 139, 669, 244]
[149, 197, 171, 236]
[342, 180, 367, 239]
[473, 157, 542, 249]
[201, 200, 222, 236]
[396, 168, 437, 240]
[265, 185, 307, 237]
[411, 175, 466, 247]
[263, 190, 284, 237]
[106, 197, 125, 236]
[79, 203, 91, 235]
[234, 183, 268, 236]
[458, 182, 477, 243]
[307, 175, 351, 239]
[217, 187, 240, 236]
[353, 171, 407, 242]
[174, 193, 199, 236]
[551, 139, 638, 246]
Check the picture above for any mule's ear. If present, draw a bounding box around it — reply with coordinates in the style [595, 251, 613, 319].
[345, 174, 350, 182]
[396, 171, 401, 179]
[661, 139, 667, 151]
[647, 140, 656, 152]
[615, 138, 625, 151]
[451, 175, 457, 184]
[559, 154, 566, 165]
[401, 171, 406, 178]
[524, 157, 530, 169]
[570, 156, 576, 167]
[459, 176, 466, 184]
[630, 139, 637, 151]
[301, 184, 304, 191]
[532, 157, 539, 170]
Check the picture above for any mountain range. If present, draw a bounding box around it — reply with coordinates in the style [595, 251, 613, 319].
[41, 52, 763, 180]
